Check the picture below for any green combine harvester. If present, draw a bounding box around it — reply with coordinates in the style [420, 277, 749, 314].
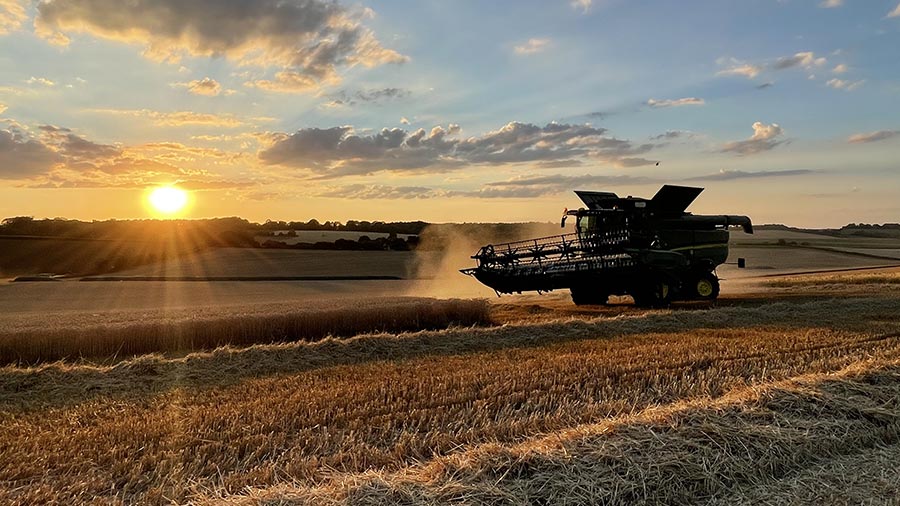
[461, 185, 752, 306]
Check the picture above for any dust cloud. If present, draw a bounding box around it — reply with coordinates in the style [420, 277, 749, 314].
[406, 222, 564, 298]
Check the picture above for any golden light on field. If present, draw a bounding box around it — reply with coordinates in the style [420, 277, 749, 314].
[146, 186, 190, 216]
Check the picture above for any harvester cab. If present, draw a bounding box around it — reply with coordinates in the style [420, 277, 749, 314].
[461, 185, 752, 307]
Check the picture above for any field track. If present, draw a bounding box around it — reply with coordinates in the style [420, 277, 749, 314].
[3, 272, 900, 503]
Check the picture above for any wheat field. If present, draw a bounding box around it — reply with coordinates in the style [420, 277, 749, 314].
[3, 271, 900, 504]
[0, 297, 491, 365]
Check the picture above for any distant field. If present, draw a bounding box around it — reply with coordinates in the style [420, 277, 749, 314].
[0, 236, 207, 277]
[111, 248, 429, 278]
[735, 228, 900, 249]
[257, 230, 416, 245]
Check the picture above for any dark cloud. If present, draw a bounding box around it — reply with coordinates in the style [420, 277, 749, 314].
[39, 124, 122, 161]
[0, 127, 63, 179]
[756, 82, 774, 90]
[652, 131, 685, 141]
[650, 130, 698, 143]
[326, 87, 412, 107]
[617, 157, 658, 167]
[259, 121, 657, 178]
[685, 169, 814, 181]
[1, 120, 249, 184]
[36, 0, 407, 92]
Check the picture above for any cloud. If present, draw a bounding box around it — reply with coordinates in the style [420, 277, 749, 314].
[685, 169, 813, 181]
[25, 77, 56, 87]
[716, 52, 826, 80]
[128, 141, 243, 164]
[245, 70, 337, 93]
[721, 122, 786, 155]
[646, 97, 705, 108]
[318, 173, 653, 200]
[514, 38, 550, 55]
[716, 58, 763, 79]
[319, 184, 443, 200]
[400, 117, 410, 125]
[38, 125, 122, 161]
[175, 77, 222, 96]
[756, 82, 774, 89]
[826, 78, 865, 91]
[772, 51, 827, 70]
[0, 0, 26, 34]
[189, 133, 257, 144]
[29, 175, 255, 190]
[324, 87, 411, 107]
[0, 103, 6, 114]
[832, 63, 848, 74]
[819, 0, 842, 7]
[0, 127, 64, 179]
[0, 116, 258, 184]
[651, 130, 696, 141]
[847, 130, 900, 144]
[89, 108, 268, 127]
[889, 2, 900, 17]
[571, 0, 592, 13]
[258, 121, 657, 177]
[35, 0, 407, 93]
[475, 173, 652, 198]
[311, 168, 821, 201]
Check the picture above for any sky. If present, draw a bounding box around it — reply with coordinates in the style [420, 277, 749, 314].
[0, 0, 899, 227]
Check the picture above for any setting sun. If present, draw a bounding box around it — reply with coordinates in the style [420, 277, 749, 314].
[147, 186, 189, 215]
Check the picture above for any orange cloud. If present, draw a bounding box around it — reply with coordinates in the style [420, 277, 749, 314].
[88, 108, 269, 128]
[0, 0, 26, 34]
[174, 77, 222, 96]
[35, 0, 407, 92]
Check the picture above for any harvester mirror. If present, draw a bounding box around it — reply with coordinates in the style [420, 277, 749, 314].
[561, 215, 567, 228]
[738, 258, 746, 269]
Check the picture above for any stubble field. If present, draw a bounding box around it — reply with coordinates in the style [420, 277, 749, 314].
[3, 227, 900, 504]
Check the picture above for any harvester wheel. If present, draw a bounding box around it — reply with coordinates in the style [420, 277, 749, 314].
[632, 281, 671, 308]
[693, 272, 720, 300]
[570, 286, 609, 306]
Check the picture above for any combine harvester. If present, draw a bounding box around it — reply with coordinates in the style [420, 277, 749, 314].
[462, 185, 752, 306]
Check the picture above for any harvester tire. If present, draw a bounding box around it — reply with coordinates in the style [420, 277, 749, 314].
[693, 272, 720, 300]
[632, 280, 671, 308]
[570, 286, 609, 306]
